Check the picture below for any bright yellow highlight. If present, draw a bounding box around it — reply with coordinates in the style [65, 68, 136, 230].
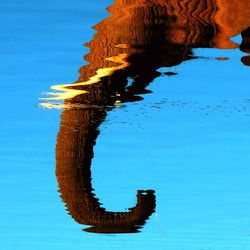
[41, 52, 129, 104]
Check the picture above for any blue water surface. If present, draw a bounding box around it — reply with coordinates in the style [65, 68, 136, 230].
[0, 0, 250, 249]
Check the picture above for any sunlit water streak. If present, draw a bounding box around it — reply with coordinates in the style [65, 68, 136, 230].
[40, 50, 129, 107]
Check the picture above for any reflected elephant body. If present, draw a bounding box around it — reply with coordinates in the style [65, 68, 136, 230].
[52, 0, 250, 234]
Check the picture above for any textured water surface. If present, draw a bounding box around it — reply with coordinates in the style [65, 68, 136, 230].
[1, 0, 250, 249]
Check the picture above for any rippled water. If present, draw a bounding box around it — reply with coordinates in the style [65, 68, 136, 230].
[1, 0, 250, 249]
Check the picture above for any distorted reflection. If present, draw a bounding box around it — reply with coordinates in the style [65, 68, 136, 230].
[44, 0, 250, 233]
[56, 108, 156, 233]
[240, 27, 250, 66]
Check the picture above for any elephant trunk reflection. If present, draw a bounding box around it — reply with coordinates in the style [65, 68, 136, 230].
[51, 0, 250, 234]
[56, 107, 155, 233]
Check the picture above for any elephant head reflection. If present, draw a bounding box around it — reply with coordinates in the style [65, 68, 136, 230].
[43, 0, 250, 233]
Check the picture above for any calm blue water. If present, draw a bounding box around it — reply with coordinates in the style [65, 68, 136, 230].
[1, 0, 250, 249]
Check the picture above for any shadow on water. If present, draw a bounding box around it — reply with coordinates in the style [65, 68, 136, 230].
[41, 0, 250, 233]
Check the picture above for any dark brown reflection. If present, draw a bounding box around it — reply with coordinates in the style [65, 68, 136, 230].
[56, 108, 156, 233]
[54, 0, 250, 234]
[240, 27, 250, 66]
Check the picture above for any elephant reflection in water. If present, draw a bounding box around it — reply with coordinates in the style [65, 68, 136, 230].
[46, 0, 250, 233]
